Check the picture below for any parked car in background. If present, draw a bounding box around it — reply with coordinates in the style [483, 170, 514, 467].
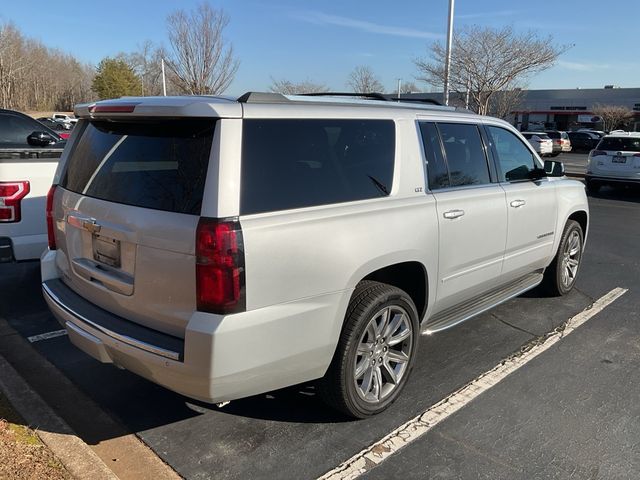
[521, 132, 553, 156]
[544, 130, 572, 156]
[577, 129, 605, 138]
[36, 117, 73, 139]
[568, 131, 600, 151]
[40, 93, 588, 418]
[586, 132, 640, 193]
[0, 109, 66, 262]
[52, 113, 77, 125]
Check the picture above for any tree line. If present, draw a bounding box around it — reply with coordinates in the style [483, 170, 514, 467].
[0, 23, 94, 111]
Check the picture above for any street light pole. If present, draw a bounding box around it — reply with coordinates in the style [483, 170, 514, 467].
[443, 0, 455, 106]
[397, 78, 402, 99]
[161, 59, 167, 97]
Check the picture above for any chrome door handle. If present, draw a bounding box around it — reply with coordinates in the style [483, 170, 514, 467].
[443, 209, 465, 219]
[510, 199, 526, 208]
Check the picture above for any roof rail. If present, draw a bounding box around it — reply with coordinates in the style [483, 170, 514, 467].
[300, 92, 390, 101]
[236, 91, 462, 112]
[388, 97, 443, 106]
[237, 92, 289, 103]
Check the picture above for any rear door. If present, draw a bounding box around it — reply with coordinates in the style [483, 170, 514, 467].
[419, 121, 507, 313]
[484, 125, 557, 281]
[55, 118, 217, 337]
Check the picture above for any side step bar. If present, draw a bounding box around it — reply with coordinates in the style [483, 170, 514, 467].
[423, 271, 544, 334]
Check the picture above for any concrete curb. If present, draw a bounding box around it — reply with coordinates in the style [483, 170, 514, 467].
[0, 353, 118, 480]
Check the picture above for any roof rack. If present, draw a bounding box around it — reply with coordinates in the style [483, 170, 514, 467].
[236, 91, 459, 112]
[300, 92, 390, 101]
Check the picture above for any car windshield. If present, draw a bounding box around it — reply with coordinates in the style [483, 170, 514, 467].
[598, 137, 640, 152]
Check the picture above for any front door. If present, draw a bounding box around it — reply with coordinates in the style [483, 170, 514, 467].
[484, 125, 558, 281]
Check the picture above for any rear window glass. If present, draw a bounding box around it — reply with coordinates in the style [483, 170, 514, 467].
[240, 119, 395, 215]
[60, 119, 215, 214]
[597, 137, 640, 152]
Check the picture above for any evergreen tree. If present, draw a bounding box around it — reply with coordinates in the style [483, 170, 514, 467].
[92, 58, 142, 99]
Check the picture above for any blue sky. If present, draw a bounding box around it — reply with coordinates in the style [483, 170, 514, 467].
[1, 1, 638, 95]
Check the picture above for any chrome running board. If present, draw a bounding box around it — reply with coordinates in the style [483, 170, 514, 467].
[423, 271, 544, 334]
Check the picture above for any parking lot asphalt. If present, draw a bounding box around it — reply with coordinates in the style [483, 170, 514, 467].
[0, 184, 638, 480]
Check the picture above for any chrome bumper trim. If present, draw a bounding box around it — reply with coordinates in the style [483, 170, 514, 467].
[42, 282, 181, 361]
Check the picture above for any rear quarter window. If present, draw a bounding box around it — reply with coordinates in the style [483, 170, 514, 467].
[60, 118, 216, 214]
[240, 119, 395, 215]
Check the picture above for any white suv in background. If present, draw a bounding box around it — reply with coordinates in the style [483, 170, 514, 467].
[586, 132, 640, 193]
[41, 93, 588, 418]
[521, 132, 553, 156]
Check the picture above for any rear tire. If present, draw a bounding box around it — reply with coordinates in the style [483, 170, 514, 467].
[318, 281, 419, 418]
[541, 220, 584, 296]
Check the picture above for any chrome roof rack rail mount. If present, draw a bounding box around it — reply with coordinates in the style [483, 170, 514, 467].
[236, 91, 465, 113]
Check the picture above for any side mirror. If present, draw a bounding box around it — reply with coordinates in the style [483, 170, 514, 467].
[544, 160, 565, 177]
[27, 131, 57, 147]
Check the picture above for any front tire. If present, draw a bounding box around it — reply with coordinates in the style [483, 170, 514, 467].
[318, 281, 419, 418]
[541, 220, 584, 296]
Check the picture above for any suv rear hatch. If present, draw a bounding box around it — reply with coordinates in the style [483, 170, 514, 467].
[592, 136, 640, 175]
[54, 117, 216, 337]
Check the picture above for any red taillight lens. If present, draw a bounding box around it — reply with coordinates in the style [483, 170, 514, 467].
[591, 150, 607, 157]
[46, 185, 57, 250]
[0, 181, 30, 222]
[88, 104, 138, 113]
[196, 218, 245, 314]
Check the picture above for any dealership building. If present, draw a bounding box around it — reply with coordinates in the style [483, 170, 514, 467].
[399, 87, 640, 131]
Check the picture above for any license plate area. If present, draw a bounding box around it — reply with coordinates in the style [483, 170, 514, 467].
[92, 234, 121, 268]
[612, 156, 627, 164]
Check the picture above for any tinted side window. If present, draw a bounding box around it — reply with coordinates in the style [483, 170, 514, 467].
[0, 114, 38, 145]
[419, 122, 449, 190]
[438, 123, 490, 187]
[241, 119, 395, 215]
[487, 126, 536, 182]
[61, 119, 215, 214]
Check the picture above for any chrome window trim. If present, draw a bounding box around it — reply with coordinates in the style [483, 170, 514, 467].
[42, 282, 182, 361]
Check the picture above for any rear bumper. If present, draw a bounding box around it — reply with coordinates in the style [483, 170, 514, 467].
[40, 251, 345, 403]
[585, 174, 640, 184]
[0, 233, 46, 261]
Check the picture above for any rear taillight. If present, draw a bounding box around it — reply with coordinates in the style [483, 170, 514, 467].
[0, 181, 30, 222]
[46, 185, 57, 250]
[88, 103, 139, 113]
[554, 140, 561, 145]
[196, 217, 246, 314]
[591, 150, 607, 157]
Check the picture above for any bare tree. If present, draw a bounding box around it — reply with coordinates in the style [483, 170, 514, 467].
[347, 65, 384, 93]
[592, 104, 634, 132]
[415, 25, 569, 115]
[269, 78, 329, 95]
[119, 42, 171, 96]
[165, 3, 239, 95]
[0, 21, 94, 111]
[487, 87, 524, 119]
[400, 81, 421, 94]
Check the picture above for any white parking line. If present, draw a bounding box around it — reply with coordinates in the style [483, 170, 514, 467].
[318, 287, 628, 480]
[27, 329, 68, 343]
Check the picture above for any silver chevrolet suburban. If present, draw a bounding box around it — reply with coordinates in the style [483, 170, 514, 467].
[41, 93, 588, 418]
